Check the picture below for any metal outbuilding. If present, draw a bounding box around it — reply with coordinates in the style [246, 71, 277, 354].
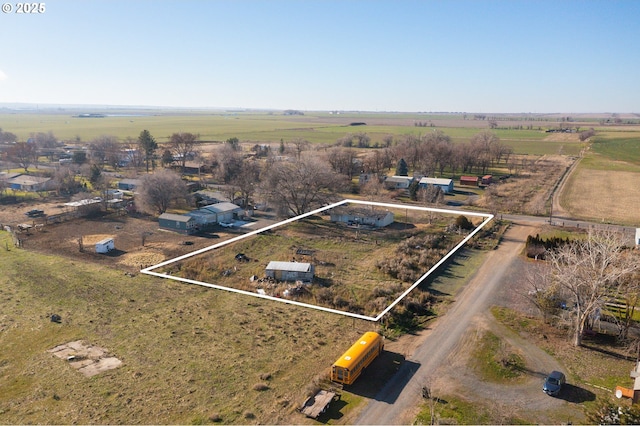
[265, 261, 314, 282]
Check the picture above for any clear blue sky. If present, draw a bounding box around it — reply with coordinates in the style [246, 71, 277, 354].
[1, 0, 638, 113]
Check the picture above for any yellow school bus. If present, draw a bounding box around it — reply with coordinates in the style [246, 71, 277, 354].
[330, 332, 384, 385]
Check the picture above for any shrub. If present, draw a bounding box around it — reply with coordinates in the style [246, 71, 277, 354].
[252, 383, 269, 391]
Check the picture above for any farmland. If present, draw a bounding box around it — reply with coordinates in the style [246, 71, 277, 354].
[0, 110, 601, 155]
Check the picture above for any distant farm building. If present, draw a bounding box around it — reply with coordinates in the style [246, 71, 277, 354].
[158, 213, 197, 234]
[419, 177, 454, 194]
[636, 228, 640, 247]
[383, 176, 414, 190]
[481, 175, 493, 185]
[459, 176, 479, 187]
[265, 261, 314, 282]
[330, 207, 394, 228]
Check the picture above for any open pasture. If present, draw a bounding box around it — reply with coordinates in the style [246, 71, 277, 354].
[0, 230, 372, 424]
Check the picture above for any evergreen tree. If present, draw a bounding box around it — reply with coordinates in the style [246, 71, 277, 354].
[138, 130, 158, 172]
[396, 158, 408, 176]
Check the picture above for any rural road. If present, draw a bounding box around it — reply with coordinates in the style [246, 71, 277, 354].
[354, 221, 538, 425]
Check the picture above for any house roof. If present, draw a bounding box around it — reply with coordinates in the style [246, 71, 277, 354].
[7, 175, 51, 185]
[385, 175, 414, 183]
[331, 207, 393, 220]
[0, 172, 21, 181]
[419, 177, 453, 185]
[203, 202, 241, 213]
[266, 261, 312, 272]
[159, 213, 194, 223]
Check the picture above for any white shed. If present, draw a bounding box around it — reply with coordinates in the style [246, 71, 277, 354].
[636, 228, 640, 247]
[96, 238, 115, 254]
[265, 261, 314, 282]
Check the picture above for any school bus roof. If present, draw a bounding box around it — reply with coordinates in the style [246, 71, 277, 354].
[333, 332, 381, 369]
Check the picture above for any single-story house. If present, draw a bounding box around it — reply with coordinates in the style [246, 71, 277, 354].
[459, 176, 479, 187]
[7, 175, 54, 192]
[419, 177, 454, 194]
[265, 261, 314, 282]
[158, 213, 197, 234]
[117, 178, 142, 191]
[330, 207, 394, 228]
[383, 175, 414, 190]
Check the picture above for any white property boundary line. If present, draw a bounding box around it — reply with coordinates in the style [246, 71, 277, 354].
[141, 199, 493, 322]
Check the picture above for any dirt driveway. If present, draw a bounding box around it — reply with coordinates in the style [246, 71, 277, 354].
[353, 221, 587, 425]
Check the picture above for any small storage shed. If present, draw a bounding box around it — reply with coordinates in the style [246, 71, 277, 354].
[158, 213, 197, 234]
[459, 176, 479, 186]
[481, 175, 493, 185]
[636, 228, 640, 247]
[419, 177, 454, 194]
[95, 238, 115, 254]
[265, 261, 314, 282]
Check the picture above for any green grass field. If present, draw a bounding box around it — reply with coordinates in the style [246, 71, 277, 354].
[591, 135, 640, 165]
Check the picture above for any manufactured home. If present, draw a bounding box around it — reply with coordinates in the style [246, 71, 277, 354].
[158, 213, 197, 234]
[330, 207, 394, 228]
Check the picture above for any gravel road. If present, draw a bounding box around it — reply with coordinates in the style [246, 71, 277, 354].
[354, 221, 568, 425]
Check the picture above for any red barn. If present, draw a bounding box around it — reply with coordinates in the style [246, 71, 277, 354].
[459, 176, 479, 186]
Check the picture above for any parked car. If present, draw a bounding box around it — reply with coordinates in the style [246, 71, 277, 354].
[25, 209, 45, 217]
[543, 370, 566, 396]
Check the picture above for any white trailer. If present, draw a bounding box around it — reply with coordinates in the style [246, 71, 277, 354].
[95, 238, 115, 254]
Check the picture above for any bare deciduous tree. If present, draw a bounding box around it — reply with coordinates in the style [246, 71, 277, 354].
[169, 132, 199, 173]
[544, 228, 639, 346]
[136, 169, 189, 215]
[89, 135, 121, 170]
[7, 142, 37, 171]
[260, 157, 348, 216]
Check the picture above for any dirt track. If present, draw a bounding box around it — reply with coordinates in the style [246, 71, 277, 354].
[353, 221, 587, 424]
